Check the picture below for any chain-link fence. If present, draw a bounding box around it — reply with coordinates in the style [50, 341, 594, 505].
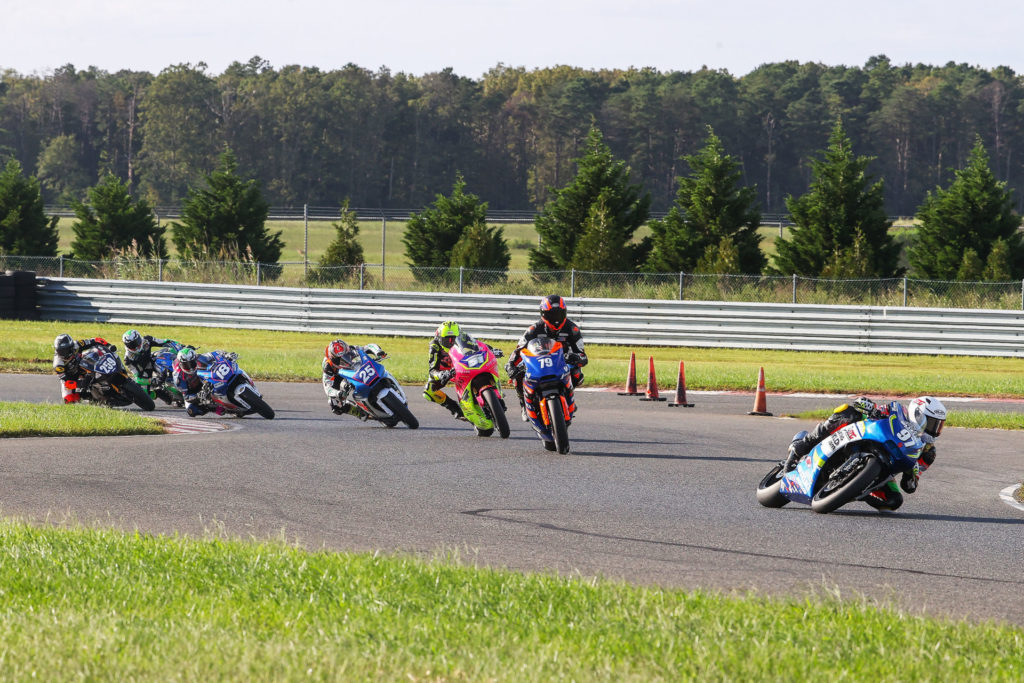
[4, 255, 1024, 309]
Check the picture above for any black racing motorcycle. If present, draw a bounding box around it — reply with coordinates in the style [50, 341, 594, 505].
[76, 346, 156, 411]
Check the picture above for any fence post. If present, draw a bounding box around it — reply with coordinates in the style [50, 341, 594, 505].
[359, 263, 365, 290]
[571, 269, 576, 297]
[158, 258, 163, 282]
[256, 262, 262, 286]
[59, 254, 64, 278]
[1021, 279, 1024, 310]
[903, 277, 908, 307]
[381, 217, 387, 287]
[303, 203, 309, 282]
[792, 274, 797, 304]
[459, 266, 464, 294]
[678, 271, 684, 300]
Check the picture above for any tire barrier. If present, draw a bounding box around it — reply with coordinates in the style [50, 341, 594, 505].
[0, 270, 38, 320]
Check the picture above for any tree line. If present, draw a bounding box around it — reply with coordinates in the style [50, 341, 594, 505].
[3, 56, 1024, 216]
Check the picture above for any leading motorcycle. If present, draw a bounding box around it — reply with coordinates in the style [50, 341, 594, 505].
[447, 333, 509, 438]
[756, 401, 925, 513]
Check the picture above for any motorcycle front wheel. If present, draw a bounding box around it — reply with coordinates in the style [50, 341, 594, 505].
[239, 386, 275, 419]
[546, 396, 570, 454]
[382, 392, 418, 429]
[756, 463, 789, 508]
[810, 456, 882, 514]
[481, 386, 510, 439]
[122, 379, 156, 411]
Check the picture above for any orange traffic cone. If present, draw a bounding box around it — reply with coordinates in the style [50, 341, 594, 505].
[617, 351, 640, 395]
[668, 361, 695, 407]
[748, 366, 773, 416]
[639, 356, 667, 401]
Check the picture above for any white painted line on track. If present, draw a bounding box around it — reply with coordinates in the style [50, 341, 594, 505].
[999, 485, 1024, 513]
[161, 418, 235, 435]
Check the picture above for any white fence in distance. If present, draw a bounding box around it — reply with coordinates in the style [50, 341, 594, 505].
[37, 277, 1024, 358]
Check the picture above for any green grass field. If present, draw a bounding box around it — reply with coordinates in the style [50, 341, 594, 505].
[0, 518, 1020, 680]
[0, 401, 164, 437]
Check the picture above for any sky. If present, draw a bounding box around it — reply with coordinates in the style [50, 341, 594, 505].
[3, 0, 1023, 79]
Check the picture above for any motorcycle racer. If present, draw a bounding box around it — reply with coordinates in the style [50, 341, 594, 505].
[422, 320, 467, 420]
[172, 347, 223, 417]
[784, 395, 946, 511]
[121, 329, 184, 405]
[52, 333, 117, 403]
[505, 295, 588, 421]
[322, 339, 388, 417]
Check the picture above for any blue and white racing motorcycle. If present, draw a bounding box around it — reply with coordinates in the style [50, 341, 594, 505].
[195, 350, 275, 419]
[756, 401, 924, 513]
[520, 336, 576, 453]
[333, 346, 418, 429]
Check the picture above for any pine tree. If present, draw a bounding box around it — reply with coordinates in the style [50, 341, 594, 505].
[694, 236, 742, 275]
[956, 249, 984, 281]
[572, 193, 633, 271]
[773, 120, 900, 277]
[403, 173, 488, 280]
[0, 160, 59, 256]
[171, 148, 281, 263]
[983, 238, 1012, 281]
[70, 174, 165, 260]
[449, 222, 511, 286]
[314, 200, 365, 285]
[820, 229, 876, 278]
[531, 126, 650, 272]
[909, 137, 1023, 280]
[645, 127, 764, 274]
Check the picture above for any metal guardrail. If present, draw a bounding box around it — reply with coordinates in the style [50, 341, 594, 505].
[37, 278, 1024, 357]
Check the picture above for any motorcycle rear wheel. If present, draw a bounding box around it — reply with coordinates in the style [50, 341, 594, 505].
[481, 387, 510, 439]
[382, 393, 418, 429]
[756, 463, 789, 507]
[810, 456, 882, 514]
[546, 396, 570, 454]
[239, 386, 275, 419]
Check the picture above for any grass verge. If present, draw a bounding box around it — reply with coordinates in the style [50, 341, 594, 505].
[5, 320, 1024, 398]
[791, 408, 1024, 431]
[0, 401, 165, 438]
[0, 518, 1021, 680]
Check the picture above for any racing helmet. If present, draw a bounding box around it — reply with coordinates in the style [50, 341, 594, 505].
[54, 333, 75, 359]
[908, 396, 947, 439]
[436, 320, 461, 350]
[540, 294, 567, 331]
[177, 347, 198, 374]
[122, 329, 146, 353]
[326, 339, 351, 368]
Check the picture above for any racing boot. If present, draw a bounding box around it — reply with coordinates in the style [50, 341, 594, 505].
[442, 396, 467, 421]
[864, 480, 903, 511]
[155, 387, 175, 405]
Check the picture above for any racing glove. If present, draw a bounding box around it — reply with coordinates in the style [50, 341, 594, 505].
[437, 369, 455, 385]
[566, 353, 582, 365]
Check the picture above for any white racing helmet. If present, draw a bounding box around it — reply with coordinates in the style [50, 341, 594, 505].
[908, 396, 947, 440]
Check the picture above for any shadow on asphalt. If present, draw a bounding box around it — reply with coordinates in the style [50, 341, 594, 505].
[572, 450, 766, 462]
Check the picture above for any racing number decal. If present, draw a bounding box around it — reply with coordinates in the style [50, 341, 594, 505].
[212, 362, 232, 380]
[539, 357, 553, 368]
[96, 355, 118, 375]
[355, 362, 378, 384]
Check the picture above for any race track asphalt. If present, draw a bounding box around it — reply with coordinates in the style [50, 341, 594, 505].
[2, 374, 1022, 627]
